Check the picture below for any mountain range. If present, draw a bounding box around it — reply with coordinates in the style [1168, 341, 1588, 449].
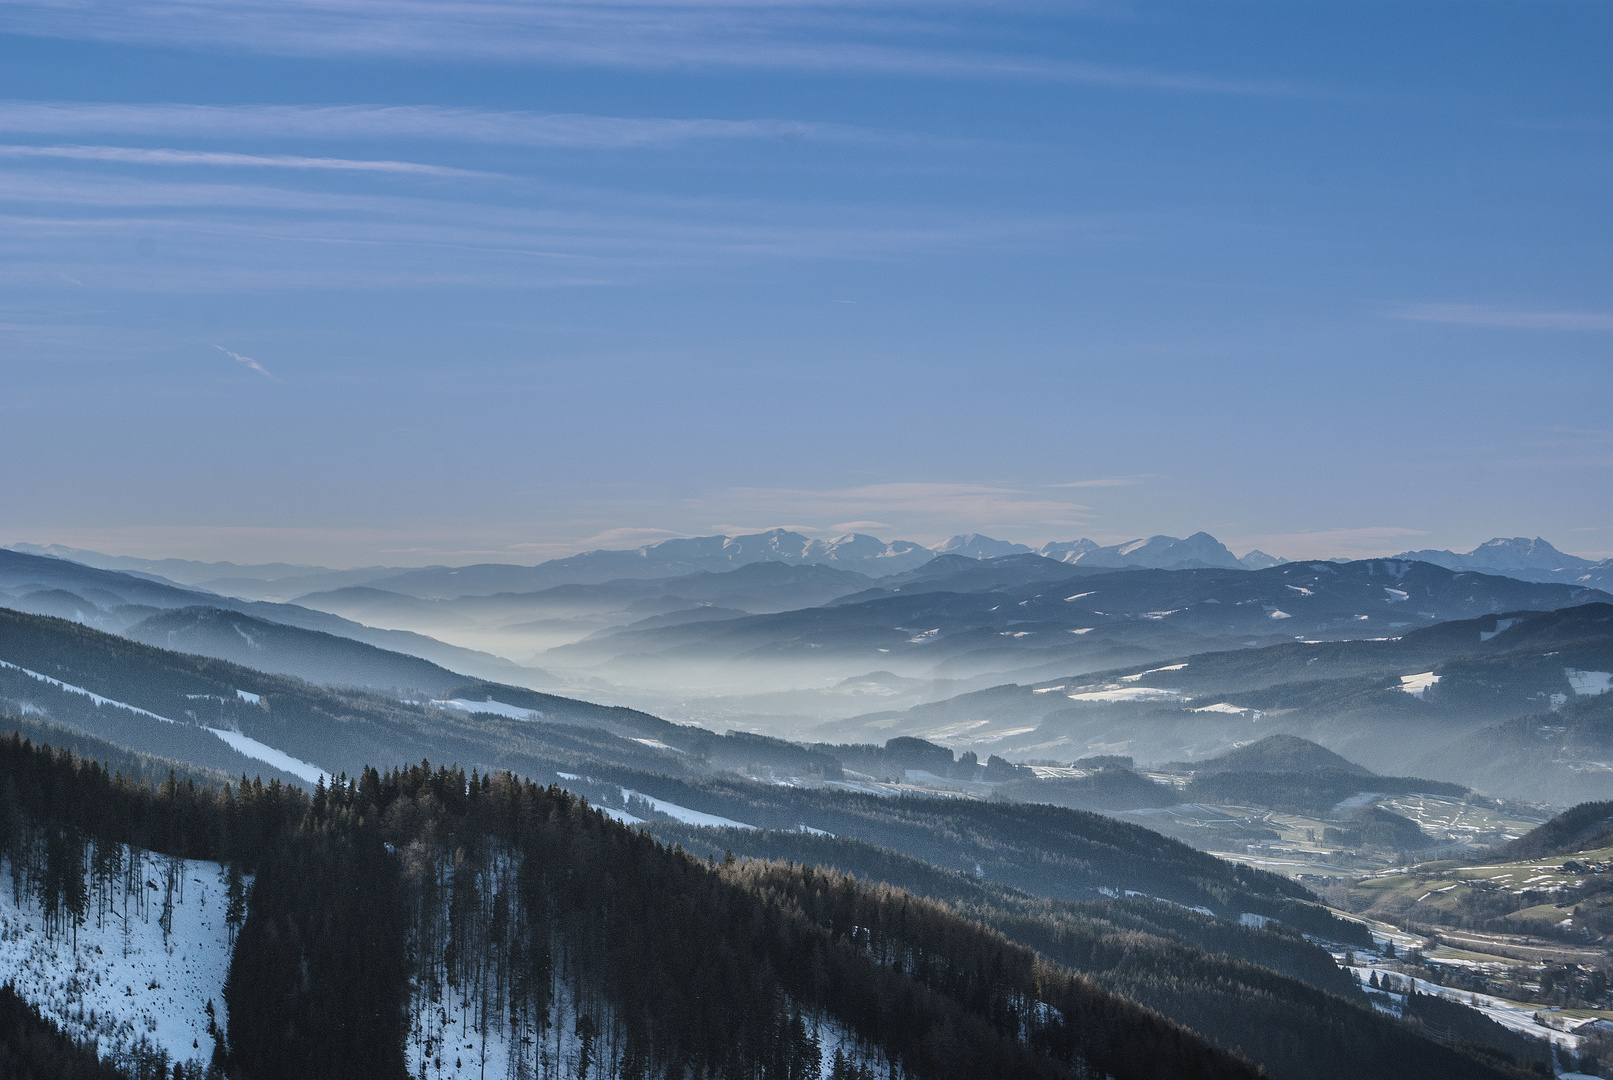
[15, 530, 1608, 602]
[1395, 536, 1613, 591]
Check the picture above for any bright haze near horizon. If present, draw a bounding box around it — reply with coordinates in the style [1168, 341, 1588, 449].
[1, 1, 1610, 568]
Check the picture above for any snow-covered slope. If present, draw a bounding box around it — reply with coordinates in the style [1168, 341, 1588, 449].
[0, 849, 233, 1076]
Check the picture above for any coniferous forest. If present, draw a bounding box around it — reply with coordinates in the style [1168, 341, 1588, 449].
[0, 733, 1270, 1080]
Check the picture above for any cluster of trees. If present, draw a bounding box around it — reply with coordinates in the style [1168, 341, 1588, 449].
[1320, 806, 1438, 852]
[1185, 769, 1464, 815]
[0, 733, 1264, 1080]
[808, 738, 1025, 783]
[0, 984, 130, 1080]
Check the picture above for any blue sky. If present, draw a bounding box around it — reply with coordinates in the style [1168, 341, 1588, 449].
[1, 1, 1609, 566]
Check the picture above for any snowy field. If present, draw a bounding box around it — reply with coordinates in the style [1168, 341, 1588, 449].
[0, 850, 232, 1075]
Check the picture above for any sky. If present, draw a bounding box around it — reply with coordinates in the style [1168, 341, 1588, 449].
[1, 0, 1610, 567]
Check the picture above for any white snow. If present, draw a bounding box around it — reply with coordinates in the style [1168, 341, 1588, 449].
[1397, 672, 1441, 698]
[597, 805, 647, 826]
[206, 728, 329, 785]
[1120, 664, 1187, 682]
[1067, 686, 1183, 703]
[1480, 618, 1522, 642]
[1032, 686, 1066, 694]
[431, 698, 544, 721]
[1384, 588, 1409, 602]
[234, 690, 260, 705]
[0, 850, 232, 1074]
[1267, 609, 1292, 620]
[0, 660, 176, 723]
[1192, 703, 1250, 715]
[1067, 627, 1093, 634]
[631, 737, 684, 752]
[619, 790, 755, 830]
[1064, 592, 1095, 601]
[1567, 670, 1613, 696]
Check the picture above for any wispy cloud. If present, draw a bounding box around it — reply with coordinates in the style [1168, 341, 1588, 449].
[0, 143, 494, 177]
[215, 345, 274, 378]
[0, 168, 1083, 292]
[1047, 475, 1152, 488]
[0, 1, 1295, 93]
[1394, 303, 1613, 331]
[0, 102, 885, 150]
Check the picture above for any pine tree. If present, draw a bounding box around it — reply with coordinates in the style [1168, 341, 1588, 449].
[224, 863, 245, 946]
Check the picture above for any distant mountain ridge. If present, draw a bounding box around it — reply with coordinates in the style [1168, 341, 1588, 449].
[5, 542, 401, 601]
[0, 549, 552, 688]
[1396, 536, 1612, 591]
[9, 529, 1283, 603]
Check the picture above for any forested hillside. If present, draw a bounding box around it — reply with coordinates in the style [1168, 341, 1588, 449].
[0, 734, 1264, 1080]
[0, 732, 1549, 1080]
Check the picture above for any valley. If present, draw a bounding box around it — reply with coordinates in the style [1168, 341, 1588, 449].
[2, 536, 1611, 1078]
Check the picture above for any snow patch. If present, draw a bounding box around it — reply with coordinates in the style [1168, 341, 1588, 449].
[1067, 686, 1183, 703]
[1192, 703, 1250, 715]
[1567, 670, 1613, 696]
[234, 690, 260, 705]
[432, 698, 544, 721]
[206, 729, 329, 785]
[620, 790, 755, 830]
[1120, 664, 1187, 682]
[1479, 618, 1522, 642]
[1397, 672, 1440, 698]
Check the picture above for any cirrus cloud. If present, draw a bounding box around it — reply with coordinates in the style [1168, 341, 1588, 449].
[1395, 303, 1613, 332]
